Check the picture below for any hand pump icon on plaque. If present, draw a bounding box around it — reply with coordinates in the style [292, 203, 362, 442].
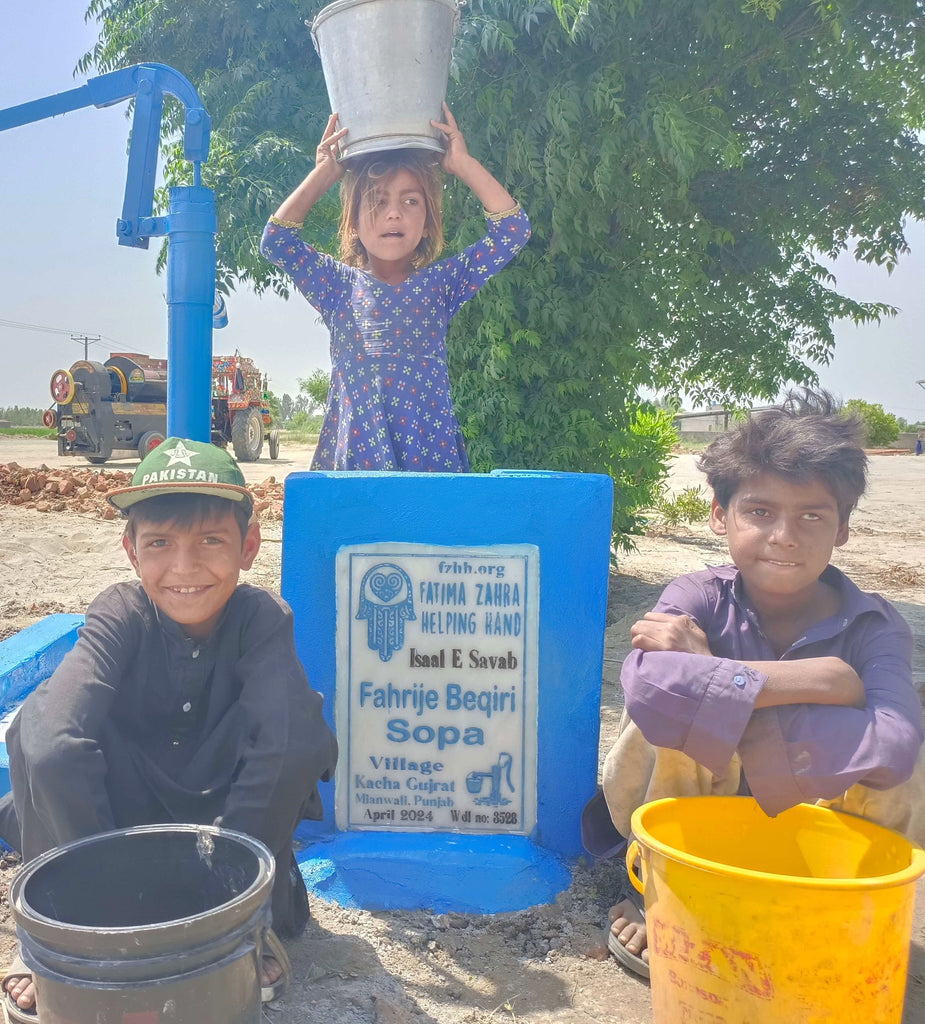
[466, 752, 515, 807]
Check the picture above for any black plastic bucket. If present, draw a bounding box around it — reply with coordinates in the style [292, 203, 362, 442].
[9, 824, 275, 1024]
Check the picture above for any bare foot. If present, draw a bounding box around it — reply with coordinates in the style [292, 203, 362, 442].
[608, 898, 649, 966]
[4, 973, 35, 1012]
[260, 954, 283, 990]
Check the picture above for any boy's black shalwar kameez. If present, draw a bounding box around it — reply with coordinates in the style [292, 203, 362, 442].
[0, 580, 337, 936]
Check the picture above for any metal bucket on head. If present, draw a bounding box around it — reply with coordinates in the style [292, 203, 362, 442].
[311, 0, 460, 162]
[10, 824, 275, 1024]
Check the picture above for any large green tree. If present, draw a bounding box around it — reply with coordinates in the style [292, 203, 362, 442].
[81, 0, 925, 539]
[844, 397, 901, 446]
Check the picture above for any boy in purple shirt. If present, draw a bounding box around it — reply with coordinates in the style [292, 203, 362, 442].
[589, 390, 924, 978]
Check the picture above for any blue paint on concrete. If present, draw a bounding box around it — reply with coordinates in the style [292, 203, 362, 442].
[0, 615, 83, 795]
[0, 471, 612, 917]
[283, 470, 613, 913]
[294, 827, 572, 913]
[0, 615, 83, 715]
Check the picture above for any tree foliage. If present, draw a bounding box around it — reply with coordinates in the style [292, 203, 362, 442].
[80, 0, 925, 541]
[0, 407, 44, 426]
[298, 368, 332, 414]
[264, 389, 281, 422]
[844, 398, 901, 447]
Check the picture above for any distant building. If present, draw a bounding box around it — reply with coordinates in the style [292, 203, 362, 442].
[673, 404, 917, 451]
[673, 407, 731, 434]
[672, 405, 775, 437]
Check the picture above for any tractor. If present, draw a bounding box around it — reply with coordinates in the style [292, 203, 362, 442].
[45, 351, 280, 464]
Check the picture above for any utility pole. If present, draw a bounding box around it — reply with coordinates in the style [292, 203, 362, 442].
[70, 333, 100, 360]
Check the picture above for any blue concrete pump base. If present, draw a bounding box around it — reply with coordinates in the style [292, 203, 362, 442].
[294, 827, 572, 914]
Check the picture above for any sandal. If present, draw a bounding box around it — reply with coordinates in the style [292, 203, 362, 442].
[2, 951, 38, 1022]
[261, 928, 292, 1003]
[606, 888, 650, 981]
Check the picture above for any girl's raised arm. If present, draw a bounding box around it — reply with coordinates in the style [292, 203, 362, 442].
[271, 113, 348, 225]
[430, 103, 518, 215]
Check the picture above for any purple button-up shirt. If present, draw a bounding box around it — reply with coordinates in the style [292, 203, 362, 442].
[621, 564, 924, 816]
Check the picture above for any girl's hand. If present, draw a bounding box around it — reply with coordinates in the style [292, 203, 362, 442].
[429, 102, 518, 213]
[430, 103, 471, 177]
[270, 113, 347, 222]
[314, 113, 348, 187]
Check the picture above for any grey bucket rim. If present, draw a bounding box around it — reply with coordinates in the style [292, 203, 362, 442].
[339, 133, 446, 163]
[310, 0, 461, 52]
[10, 824, 274, 943]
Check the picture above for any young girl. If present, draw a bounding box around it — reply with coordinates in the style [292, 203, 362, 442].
[260, 105, 530, 472]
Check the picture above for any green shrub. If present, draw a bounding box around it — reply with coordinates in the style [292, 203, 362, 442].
[843, 399, 900, 447]
[281, 412, 323, 445]
[0, 427, 56, 439]
[649, 485, 712, 529]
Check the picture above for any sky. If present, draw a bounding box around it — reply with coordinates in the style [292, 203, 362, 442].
[2, 2, 924, 421]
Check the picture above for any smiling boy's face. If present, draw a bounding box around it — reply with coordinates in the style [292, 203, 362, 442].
[123, 507, 260, 639]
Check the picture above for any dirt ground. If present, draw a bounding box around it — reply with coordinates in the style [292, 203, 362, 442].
[0, 434, 923, 1023]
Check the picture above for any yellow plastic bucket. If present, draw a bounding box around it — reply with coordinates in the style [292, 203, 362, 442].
[627, 796, 925, 1023]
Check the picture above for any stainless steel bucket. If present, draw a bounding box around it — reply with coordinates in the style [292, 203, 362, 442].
[311, 0, 460, 162]
[11, 825, 275, 1024]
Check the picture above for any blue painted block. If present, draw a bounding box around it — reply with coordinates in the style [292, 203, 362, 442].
[294, 829, 572, 914]
[0, 614, 83, 799]
[282, 470, 613, 912]
[0, 615, 82, 715]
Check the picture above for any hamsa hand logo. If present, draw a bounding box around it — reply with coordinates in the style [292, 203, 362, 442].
[356, 562, 416, 662]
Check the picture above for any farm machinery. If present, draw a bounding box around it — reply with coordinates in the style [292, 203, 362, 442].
[45, 352, 279, 464]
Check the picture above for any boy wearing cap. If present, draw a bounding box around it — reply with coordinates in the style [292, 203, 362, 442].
[0, 439, 337, 1020]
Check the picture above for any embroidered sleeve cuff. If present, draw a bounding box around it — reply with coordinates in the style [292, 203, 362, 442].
[483, 203, 522, 223]
[268, 215, 304, 229]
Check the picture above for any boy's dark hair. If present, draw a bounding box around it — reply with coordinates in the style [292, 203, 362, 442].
[124, 493, 252, 543]
[697, 389, 867, 520]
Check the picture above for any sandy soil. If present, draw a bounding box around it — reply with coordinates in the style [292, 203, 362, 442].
[0, 434, 923, 1023]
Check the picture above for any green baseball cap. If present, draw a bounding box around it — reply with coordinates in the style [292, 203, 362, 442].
[107, 438, 252, 511]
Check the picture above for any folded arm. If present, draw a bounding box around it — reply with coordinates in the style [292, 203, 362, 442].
[741, 622, 923, 813]
[631, 610, 864, 708]
[621, 576, 923, 815]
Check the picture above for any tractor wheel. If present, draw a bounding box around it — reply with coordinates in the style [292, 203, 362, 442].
[268, 427, 280, 460]
[138, 431, 166, 458]
[86, 456, 109, 465]
[50, 369, 76, 405]
[232, 407, 264, 462]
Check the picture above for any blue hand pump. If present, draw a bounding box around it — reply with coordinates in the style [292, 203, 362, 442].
[0, 64, 215, 441]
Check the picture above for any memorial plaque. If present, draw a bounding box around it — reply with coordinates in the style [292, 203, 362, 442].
[335, 543, 538, 834]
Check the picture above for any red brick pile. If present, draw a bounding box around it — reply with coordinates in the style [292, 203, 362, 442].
[0, 463, 285, 522]
[246, 480, 286, 521]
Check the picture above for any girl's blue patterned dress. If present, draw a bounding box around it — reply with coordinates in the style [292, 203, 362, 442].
[261, 209, 530, 471]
